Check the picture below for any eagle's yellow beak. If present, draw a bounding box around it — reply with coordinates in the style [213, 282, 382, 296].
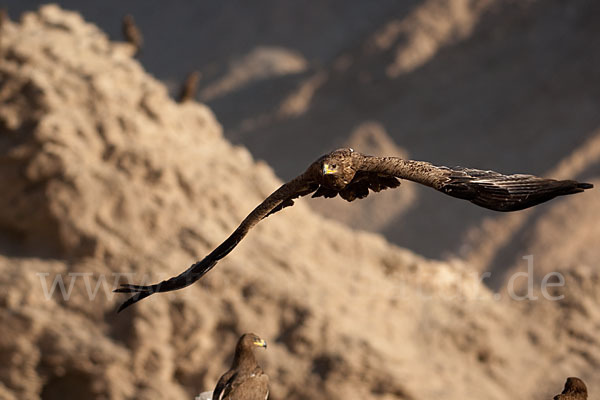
[323, 163, 337, 175]
[253, 338, 267, 348]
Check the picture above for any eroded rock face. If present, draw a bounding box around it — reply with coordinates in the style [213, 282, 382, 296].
[0, 6, 598, 400]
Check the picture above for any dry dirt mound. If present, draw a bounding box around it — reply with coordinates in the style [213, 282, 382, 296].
[0, 6, 598, 400]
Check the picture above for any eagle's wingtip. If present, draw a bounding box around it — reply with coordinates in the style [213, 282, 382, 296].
[578, 182, 593, 190]
[116, 301, 129, 313]
[116, 298, 132, 313]
[114, 284, 154, 293]
[116, 291, 153, 313]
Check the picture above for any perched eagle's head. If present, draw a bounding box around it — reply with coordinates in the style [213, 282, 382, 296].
[232, 333, 267, 369]
[238, 333, 267, 350]
[320, 148, 357, 189]
[562, 377, 587, 395]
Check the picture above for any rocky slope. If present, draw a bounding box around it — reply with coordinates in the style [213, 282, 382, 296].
[0, 6, 598, 400]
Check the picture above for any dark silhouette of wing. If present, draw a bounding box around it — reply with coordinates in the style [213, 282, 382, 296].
[114, 172, 319, 312]
[358, 156, 593, 211]
[311, 171, 401, 201]
[213, 371, 236, 400]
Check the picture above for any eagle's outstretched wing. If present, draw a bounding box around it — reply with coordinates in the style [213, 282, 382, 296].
[114, 172, 318, 312]
[359, 156, 593, 211]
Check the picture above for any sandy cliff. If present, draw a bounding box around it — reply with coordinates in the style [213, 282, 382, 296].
[0, 6, 598, 400]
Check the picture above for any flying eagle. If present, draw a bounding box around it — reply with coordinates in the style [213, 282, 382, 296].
[212, 333, 269, 400]
[115, 148, 593, 311]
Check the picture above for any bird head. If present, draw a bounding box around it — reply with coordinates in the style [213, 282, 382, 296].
[320, 148, 357, 189]
[239, 333, 267, 350]
[563, 377, 587, 394]
[231, 333, 267, 369]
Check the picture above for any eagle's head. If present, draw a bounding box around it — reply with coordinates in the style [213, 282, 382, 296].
[320, 148, 357, 189]
[238, 333, 267, 350]
[232, 333, 267, 369]
[562, 377, 587, 394]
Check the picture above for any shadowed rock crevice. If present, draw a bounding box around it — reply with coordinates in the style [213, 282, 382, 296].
[40, 371, 97, 400]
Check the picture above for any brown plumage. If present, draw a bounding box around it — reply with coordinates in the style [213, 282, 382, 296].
[115, 148, 593, 311]
[554, 377, 588, 400]
[212, 333, 269, 400]
[178, 70, 201, 103]
[122, 14, 143, 55]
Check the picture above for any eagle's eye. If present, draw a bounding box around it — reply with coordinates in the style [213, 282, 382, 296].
[331, 164, 337, 169]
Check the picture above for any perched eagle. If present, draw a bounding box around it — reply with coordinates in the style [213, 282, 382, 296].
[553, 377, 588, 400]
[122, 14, 143, 55]
[115, 148, 593, 311]
[212, 333, 269, 400]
